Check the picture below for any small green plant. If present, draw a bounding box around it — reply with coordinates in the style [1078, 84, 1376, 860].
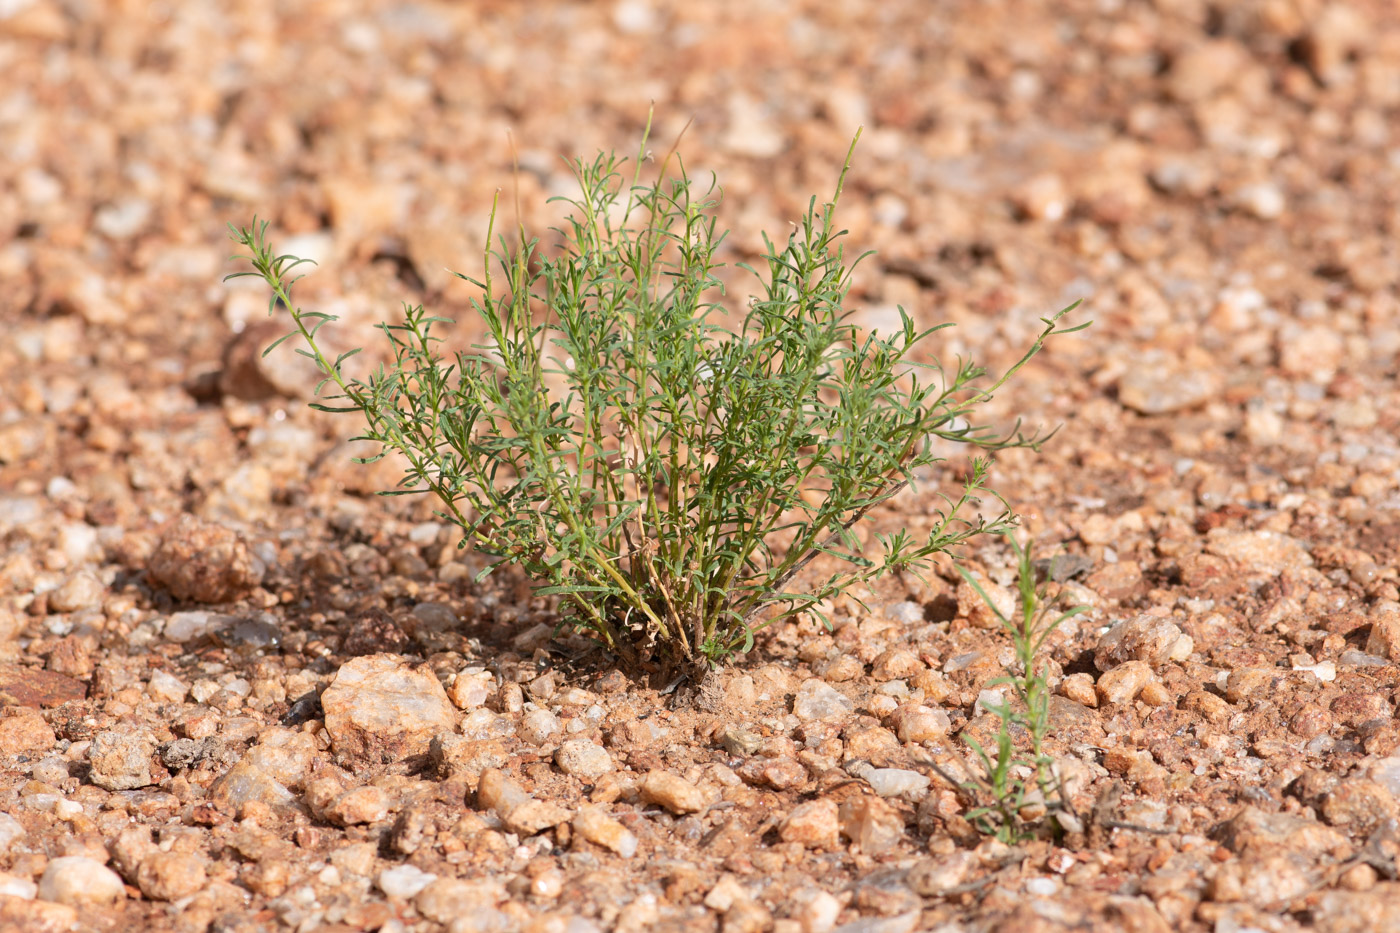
[953, 536, 1089, 843]
[226, 123, 1086, 678]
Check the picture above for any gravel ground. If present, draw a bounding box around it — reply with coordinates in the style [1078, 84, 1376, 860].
[4, 1, 1400, 931]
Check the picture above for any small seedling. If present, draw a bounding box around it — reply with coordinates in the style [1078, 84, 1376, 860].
[226, 122, 1087, 679]
[953, 535, 1089, 843]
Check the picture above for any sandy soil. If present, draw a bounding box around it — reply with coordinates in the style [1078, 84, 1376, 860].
[3, 1, 1400, 931]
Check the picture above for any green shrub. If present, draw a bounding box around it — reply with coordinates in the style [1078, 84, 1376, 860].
[227, 127, 1085, 678]
[954, 535, 1089, 843]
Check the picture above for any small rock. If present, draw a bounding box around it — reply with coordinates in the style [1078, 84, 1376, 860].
[703, 875, 751, 912]
[860, 767, 930, 799]
[208, 761, 296, 813]
[830, 914, 920, 933]
[793, 680, 854, 722]
[448, 671, 494, 709]
[908, 851, 975, 895]
[1320, 780, 1398, 832]
[1060, 672, 1098, 707]
[87, 731, 157, 790]
[0, 897, 77, 933]
[792, 889, 843, 933]
[871, 648, 922, 680]
[163, 611, 223, 643]
[1224, 668, 1279, 703]
[326, 785, 391, 826]
[415, 877, 505, 923]
[518, 709, 561, 746]
[1094, 613, 1191, 669]
[37, 856, 125, 908]
[242, 727, 319, 789]
[1010, 173, 1068, 221]
[1205, 529, 1313, 576]
[0, 872, 37, 899]
[956, 571, 1015, 629]
[839, 796, 904, 854]
[739, 756, 808, 790]
[1229, 182, 1285, 220]
[504, 798, 574, 835]
[717, 725, 763, 757]
[640, 771, 706, 814]
[1095, 660, 1154, 705]
[378, 864, 438, 899]
[147, 514, 265, 604]
[0, 813, 26, 854]
[722, 92, 785, 158]
[888, 704, 949, 743]
[431, 734, 507, 782]
[780, 799, 840, 849]
[0, 708, 58, 756]
[137, 852, 207, 901]
[1167, 40, 1246, 102]
[477, 768, 532, 818]
[1365, 609, 1400, 660]
[1119, 360, 1221, 415]
[572, 805, 638, 857]
[146, 669, 189, 704]
[554, 739, 614, 781]
[47, 571, 105, 612]
[320, 654, 458, 765]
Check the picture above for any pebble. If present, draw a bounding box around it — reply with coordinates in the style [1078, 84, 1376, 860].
[1119, 360, 1221, 414]
[792, 890, 843, 933]
[1204, 529, 1312, 576]
[780, 799, 840, 849]
[145, 669, 189, 703]
[1060, 672, 1098, 707]
[1320, 780, 1398, 832]
[325, 785, 391, 826]
[640, 771, 706, 814]
[208, 761, 297, 813]
[0, 813, 26, 854]
[830, 911, 920, 933]
[572, 805, 638, 857]
[908, 851, 975, 895]
[87, 730, 156, 790]
[415, 877, 505, 924]
[858, 766, 930, 799]
[554, 739, 614, 780]
[241, 727, 319, 788]
[838, 796, 904, 854]
[47, 571, 105, 612]
[0, 872, 37, 899]
[870, 648, 922, 680]
[1094, 613, 1192, 669]
[320, 654, 458, 765]
[1224, 668, 1279, 703]
[37, 856, 125, 908]
[137, 851, 207, 901]
[518, 708, 561, 746]
[146, 514, 265, 603]
[1365, 610, 1400, 660]
[447, 671, 494, 709]
[0, 708, 58, 756]
[792, 680, 854, 722]
[378, 864, 439, 899]
[163, 610, 227, 643]
[477, 768, 532, 818]
[477, 768, 571, 834]
[956, 571, 1015, 629]
[1230, 182, 1285, 220]
[717, 725, 763, 757]
[1095, 660, 1154, 705]
[888, 704, 950, 743]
